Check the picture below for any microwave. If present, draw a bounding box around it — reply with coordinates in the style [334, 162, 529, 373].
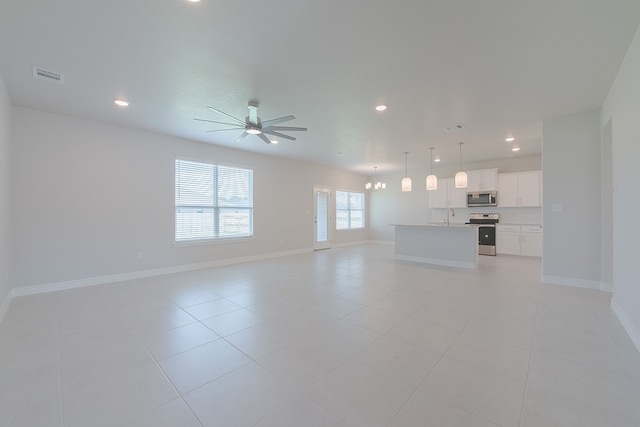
[467, 191, 497, 207]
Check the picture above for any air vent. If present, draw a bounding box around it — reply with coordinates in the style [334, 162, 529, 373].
[444, 123, 464, 132]
[32, 66, 64, 84]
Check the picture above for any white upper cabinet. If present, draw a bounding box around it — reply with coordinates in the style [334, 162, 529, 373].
[430, 178, 466, 208]
[497, 171, 541, 207]
[467, 168, 498, 192]
[517, 171, 542, 206]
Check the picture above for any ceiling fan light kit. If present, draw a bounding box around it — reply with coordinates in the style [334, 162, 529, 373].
[195, 101, 307, 144]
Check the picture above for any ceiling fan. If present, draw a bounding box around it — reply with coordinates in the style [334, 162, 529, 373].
[195, 100, 307, 144]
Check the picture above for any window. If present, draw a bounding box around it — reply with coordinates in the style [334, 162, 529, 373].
[175, 159, 253, 241]
[336, 190, 365, 230]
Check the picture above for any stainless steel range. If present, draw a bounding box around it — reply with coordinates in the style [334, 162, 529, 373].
[467, 213, 499, 256]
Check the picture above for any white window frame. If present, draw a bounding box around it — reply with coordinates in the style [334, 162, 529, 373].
[175, 159, 253, 243]
[336, 190, 365, 230]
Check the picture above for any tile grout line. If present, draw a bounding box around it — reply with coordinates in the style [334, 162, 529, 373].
[596, 308, 640, 415]
[517, 280, 542, 427]
[55, 310, 65, 427]
[386, 312, 472, 427]
[132, 326, 206, 427]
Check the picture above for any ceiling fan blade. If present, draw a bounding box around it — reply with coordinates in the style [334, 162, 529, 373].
[257, 133, 273, 144]
[262, 129, 296, 141]
[206, 127, 245, 133]
[207, 106, 245, 125]
[264, 125, 307, 132]
[194, 118, 242, 127]
[259, 115, 295, 128]
[235, 132, 249, 143]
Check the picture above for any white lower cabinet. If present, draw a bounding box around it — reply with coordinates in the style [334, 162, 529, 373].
[496, 225, 521, 255]
[520, 226, 543, 257]
[496, 224, 542, 257]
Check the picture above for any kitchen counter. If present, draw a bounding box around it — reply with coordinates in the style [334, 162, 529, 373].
[392, 224, 478, 269]
[419, 222, 476, 228]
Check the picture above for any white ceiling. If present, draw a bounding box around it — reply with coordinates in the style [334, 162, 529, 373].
[1, 0, 639, 174]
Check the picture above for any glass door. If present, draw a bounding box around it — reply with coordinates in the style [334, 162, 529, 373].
[313, 186, 331, 250]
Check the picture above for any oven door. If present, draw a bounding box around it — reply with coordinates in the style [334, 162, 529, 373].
[478, 225, 496, 256]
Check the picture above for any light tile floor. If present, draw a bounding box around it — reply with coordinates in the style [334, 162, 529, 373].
[1, 244, 640, 426]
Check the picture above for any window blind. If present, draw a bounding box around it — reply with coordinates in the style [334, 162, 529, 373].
[175, 159, 253, 241]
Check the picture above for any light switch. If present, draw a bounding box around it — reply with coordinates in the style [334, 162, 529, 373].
[551, 204, 563, 212]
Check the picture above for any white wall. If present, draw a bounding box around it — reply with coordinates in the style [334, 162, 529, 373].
[542, 109, 604, 289]
[602, 26, 640, 350]
[369, 155, 542, 242]
[601, 120, 613, 286]
[0, 75, 11, 317]
[10, 107, 368, 290]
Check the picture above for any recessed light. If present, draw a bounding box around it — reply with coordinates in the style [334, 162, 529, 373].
[505, 137, 515, 142]
[270, 140, 279, 144]
[114, 99, 129, 107]
[187, 0, 201, 3]
[375, 105, 387, 112]
[512, 146, 521, 152]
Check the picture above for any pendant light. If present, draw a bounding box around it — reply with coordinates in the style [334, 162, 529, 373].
[401, 152, 412, 192]
[454, 142, 468, 189]
[366, 166, 386, 191]
[426, 147, 438, 190]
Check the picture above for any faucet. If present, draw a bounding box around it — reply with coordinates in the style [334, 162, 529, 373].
[447, 208, 455, 226]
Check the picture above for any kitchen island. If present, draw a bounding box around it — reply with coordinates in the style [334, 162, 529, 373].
[393, 224, 478, 269]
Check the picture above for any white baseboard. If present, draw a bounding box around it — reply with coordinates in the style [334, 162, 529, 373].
[601, 281, 614, 292]
[12, 247, 314, 297]
[541, 275, 611, 292]
[0, 291, 12, 324]
[611, 298, 640, 352]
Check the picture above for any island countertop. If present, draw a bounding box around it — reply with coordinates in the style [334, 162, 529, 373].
[390, 223, 477, 228]
[392, 223, 478, 269]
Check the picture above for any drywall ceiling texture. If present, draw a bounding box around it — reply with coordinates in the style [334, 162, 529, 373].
[9, 107, 368, 290]
[1, 1, 640, 173]
[602, 26, 640, 350]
